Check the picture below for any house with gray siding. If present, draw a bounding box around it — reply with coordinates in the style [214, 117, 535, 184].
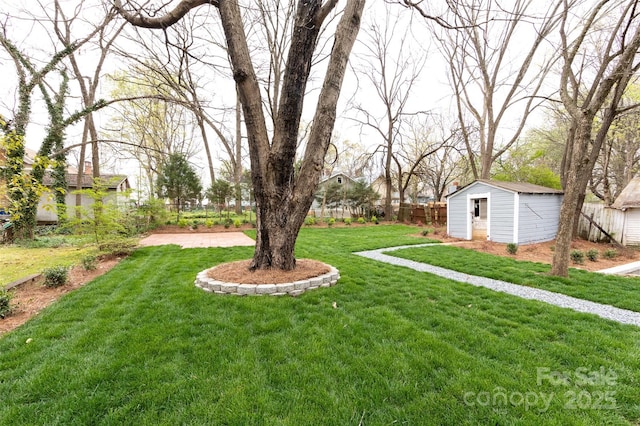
[446, 180, 563, 245]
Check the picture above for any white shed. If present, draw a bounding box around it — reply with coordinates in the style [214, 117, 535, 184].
[611, 177, 640, 246]
[446, 180, 564, 245]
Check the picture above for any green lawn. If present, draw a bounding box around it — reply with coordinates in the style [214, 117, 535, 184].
[389, 244, 640, 313]
[1, 225, 639, 424]
[1, 240, 95, 287]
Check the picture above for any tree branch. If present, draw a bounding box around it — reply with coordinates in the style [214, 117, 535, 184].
[113, 0, 218, 29]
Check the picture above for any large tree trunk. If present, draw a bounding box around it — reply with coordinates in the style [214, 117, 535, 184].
[550, 120, 594, 276]
[228, 1, 364, 270]
[116, 0, 366, 271]
[252, 190, 306, 270]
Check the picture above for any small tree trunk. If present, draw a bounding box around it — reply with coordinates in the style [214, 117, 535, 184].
[551, 121, 592, 276]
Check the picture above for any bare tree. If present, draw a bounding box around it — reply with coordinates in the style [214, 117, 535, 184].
[414, 118, 467, 201]
[589, 92, 640, 204]
[0, 3, 116, 237]
[115, 0, 366, 270]
[352, 5, 426, 219]
[104, 70, 199, 198]
[551, 0, 640, 276]
[49, 0, 126, 213]
[113, 17, 235, 199]
[409, 0, 564, 179]
[390, 117, 451, 206]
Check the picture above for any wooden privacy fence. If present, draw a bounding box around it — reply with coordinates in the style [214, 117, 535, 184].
[398, 202, 447, 225]
[578, 203, 625, 244]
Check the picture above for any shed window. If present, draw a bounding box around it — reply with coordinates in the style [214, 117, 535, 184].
[337, 177, 343, 184]
[473, 198, 487, 219]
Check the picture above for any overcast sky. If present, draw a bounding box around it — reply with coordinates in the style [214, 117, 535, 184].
[0, 0, 549, 193]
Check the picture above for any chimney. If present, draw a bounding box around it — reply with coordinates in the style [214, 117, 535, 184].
[84, 161, 92, 175]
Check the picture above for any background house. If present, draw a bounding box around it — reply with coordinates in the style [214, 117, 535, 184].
[37, 162, 130, 223]
[447, 180, 563, 244]
[2, 144, 131, 223]
[370, 175, 400, 212]
[311, 172, 356, 217]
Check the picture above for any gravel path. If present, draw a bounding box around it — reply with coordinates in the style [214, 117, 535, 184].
[355, 244, 640, 327]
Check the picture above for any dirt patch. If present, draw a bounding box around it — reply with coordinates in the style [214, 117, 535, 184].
[208, 259, 330, 284]
[0, 256, 121, 336]
[420, 234, 638, 272]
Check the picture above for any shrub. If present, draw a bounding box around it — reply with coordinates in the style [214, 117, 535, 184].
[81, 254, 98, 271]
[234, 219, 242, 228]
[205, 219, 214, 228]
[344, 218, 352, 226]
[357, 217, 366, 224]
[328, 217, 336, 227]
[586, 249, 599, 262]
[98, 239, 137, 257]
[421, 229, 430, 236]
[603, 248, 617, 259]
[0, 290, 12, 319]
[304, 217, 315, 226]
[570, 250, 585, 264]
[191, 222, 198, 230]
[371, 215, 379, 224]
[43, 266, 69, 288]
[506, 243, 518, 255]
[178, 218, 188, 228]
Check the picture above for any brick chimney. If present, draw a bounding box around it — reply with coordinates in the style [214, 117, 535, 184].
[84, 161, 92, 175]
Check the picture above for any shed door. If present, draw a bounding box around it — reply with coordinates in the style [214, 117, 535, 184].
[472, 198, 488, 240]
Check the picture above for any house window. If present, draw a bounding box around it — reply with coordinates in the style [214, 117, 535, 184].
[337, 177, 342, 184]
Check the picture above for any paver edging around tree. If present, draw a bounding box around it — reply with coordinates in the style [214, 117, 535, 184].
[194, 263, 340, 296]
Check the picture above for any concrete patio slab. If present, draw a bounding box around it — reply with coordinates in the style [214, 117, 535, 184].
[139, 232, 255, 248]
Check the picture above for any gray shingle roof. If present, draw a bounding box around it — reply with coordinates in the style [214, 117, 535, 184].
[449, 179, 564, 196]
[42, 172, 128, 190]
[477, 179, 563, 194]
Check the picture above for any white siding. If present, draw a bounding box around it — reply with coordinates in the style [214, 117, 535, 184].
[625, 209, 640, 246]
[447, 189, 469, 239]
[489, 189, 514, 243]
[37, 190, 125, 223]
[517, 193, 563, 244]
[578, 204, 625, 244]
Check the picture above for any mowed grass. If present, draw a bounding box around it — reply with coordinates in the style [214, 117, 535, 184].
[1, 245, 94, 287]
[390, 245, 640, 312]
[0, 225, 639, 424]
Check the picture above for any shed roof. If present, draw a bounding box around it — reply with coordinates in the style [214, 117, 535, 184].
[611, 177, 640, 210]
[448, 179, 563, 197]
